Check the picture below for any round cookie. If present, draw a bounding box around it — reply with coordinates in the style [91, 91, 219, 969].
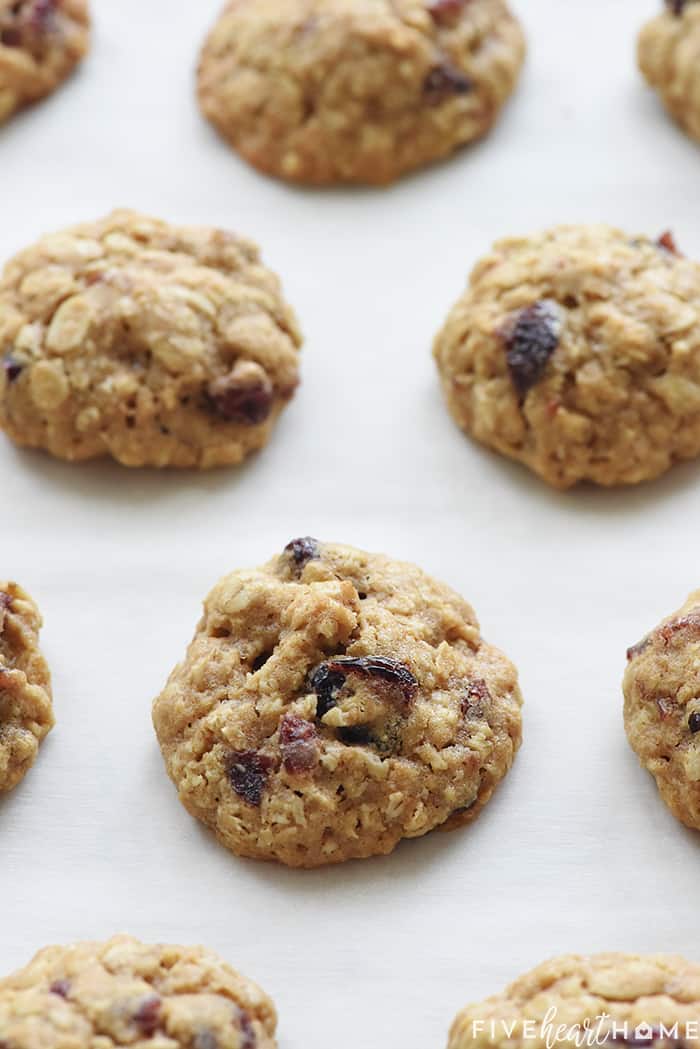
[0, 210, 302, 469]
[197, 0, 525, 186]
[624, 590, 700, 830]
[0, 0, 89, 124]
[638, 1, 700, 144]
[448, 953, 700, 1049]
[153, 538, 523, 868]
[0, 581, 53, 793]
[433, 225, 700, 489]
[0, 934, 277, 1048]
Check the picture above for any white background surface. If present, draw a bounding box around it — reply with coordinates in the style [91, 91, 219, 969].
[2, 1, 700, 1045]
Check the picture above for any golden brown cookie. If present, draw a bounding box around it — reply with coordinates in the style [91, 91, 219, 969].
[434, 225, 700, 489]
[0, 580, 53, 793]
[0, 210, 302, 469]
[0, 0, 89, 124]
[624, 589, 700, 830]
[153, 538, 523, 868]
[197, 0, 525, 185]
[638, 1, 700, 143]
[0, 934, 277, 1048]
[448, 952, 700, 1049]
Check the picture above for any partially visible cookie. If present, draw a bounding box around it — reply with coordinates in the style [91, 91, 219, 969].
[153, 538, 523, 868]
[448, 953, 700, 1049]
[0, 210, 302, 469]
[197, 0, 525, 186]
[0, 0, 89, 124]
[433, 225, 700, 489]
[638, 1, 700, 143]
[0, 934, 277, 1048]
[624, 590, 700, 830]
[0, 581, 53, 792]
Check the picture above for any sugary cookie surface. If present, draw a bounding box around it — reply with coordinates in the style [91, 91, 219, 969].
[0, 0, 89, 124]
[0, 935, 277, 1048]
[624, 590, 700, 829]
[197, 0, 525, 185]
[0, 580, 53, 792]
[153, 539, 522, 868]
[448, 953, 700, 1049]
[433, 225, 700, 488]
[0, 210, 301, 468]
[638, 1, 700, 143]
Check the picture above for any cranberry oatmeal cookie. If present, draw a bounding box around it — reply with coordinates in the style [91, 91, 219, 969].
[0, 210, 301, 468]
[153, 538, 523, 868]
[0, 0, 89, 124]
[0, 581, 53, 793]
[434, 225, 700, 488]
[638, 1, 700, 143]
[197, 0, 525, 185]
[448, 953, 700, 1049]
[624, 589, 700, 830]
[0, 935, 277, 1048]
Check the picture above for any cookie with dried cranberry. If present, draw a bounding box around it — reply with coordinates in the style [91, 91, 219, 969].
[433, 225, 700, 488]
[152, 538, 523, 868]
[623, 590, 700, 830]
[0, 934, 277, 1048]
[448, 952, 700, 1049]
[0, 581, 53, 793]
[0, 210, 301, 468]
[197, 0, 525, 186]
[0, 0, 89, 124]
[639, 1, 700, 143]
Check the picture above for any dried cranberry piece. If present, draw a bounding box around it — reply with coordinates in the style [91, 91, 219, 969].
[284, 537, 319, 569]
[239, 1008, 257, 1049]
[428, 0, 468, 23]
[310, 656, 418, 716]
[657, 230, 682, 256]
[29, 0, 57, 31]
[279, 714, 318, 773]
[659, 613, 700, 646]
[689, 712, 700, 733]
[3, 355, 24, 383]
[504, 300, 560, 397]
[206, 367, 274, 425]
[1, 27, 22, 46]
[226, 750, 274, 806]
[134, 994, 162, 1035]
[462, 678, 490, 718]
[49, 978, 71, 998]
[626, 636, 650, 661]
[423, 63, 472, 104]
[309, 663, 348, 717]
[666, 0, 689, 14]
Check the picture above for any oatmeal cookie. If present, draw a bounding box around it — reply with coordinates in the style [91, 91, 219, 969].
[0, 0, 89, 124]
[638, 1, 700, 143]
[197, 0, 525, 185]
[0, 581, 53, 793]
[0, 210, 302, 469]
[152, 538, 523, 868]
[433, 225, 700, 488]
[624, 589, 700, 830]
[0, 934, 277, 1048]
[448, 953, 700, 1049]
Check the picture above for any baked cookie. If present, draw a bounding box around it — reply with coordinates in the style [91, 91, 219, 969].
[0, 210, 301, 469]
[197, 0, 525, 186]
[624, 590, 700, 830]
[448, 953, 700, 1049]
[0, 581, 53, 793]
[433, 225, 700, 489]
[153, 538, 523, 868]
[638, 1, 700, 144]
[0, 934, 277, 1048]
[0, 0, 89, 124]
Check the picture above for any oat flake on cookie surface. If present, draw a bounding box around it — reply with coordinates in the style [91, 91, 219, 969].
[197, 0, 525, 185]
[0, 580, 53, 793]
[624, 589, 700, 830]
[0, 0, 89, 124]
[448, 953, 700, 1049]
[0, 934, 277, 1048]
[0, 210, 302, 469]
[638, 0, 700, 144]
[433, 225, 700, 489]
[152, 538, 523, 868]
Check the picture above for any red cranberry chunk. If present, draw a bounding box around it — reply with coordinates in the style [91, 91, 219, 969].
[226, 750, 274, 806]
[29, 0, 57, 31]
[284, 536, 319, 569]
[428, 0, 468, 23]
[504, 300, 560, 397]
[279, 714, 318, 773]
[689, 712, 700, 733]
[134, 994, 162, 1035]
[626, 636, 650, 661]
[239, 1008, 257, 1049]
[0, 27, 22, 45]
[3, 355, 24, 382]
[462, 678, 490, 718]
[207, 364, 274, 425]
[423, 63, 472, 104]
[310, 656, 418, 716]
[49, 978, 71, 998]
[657, 230, 682, 256]
[666, 0, 692, 13]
